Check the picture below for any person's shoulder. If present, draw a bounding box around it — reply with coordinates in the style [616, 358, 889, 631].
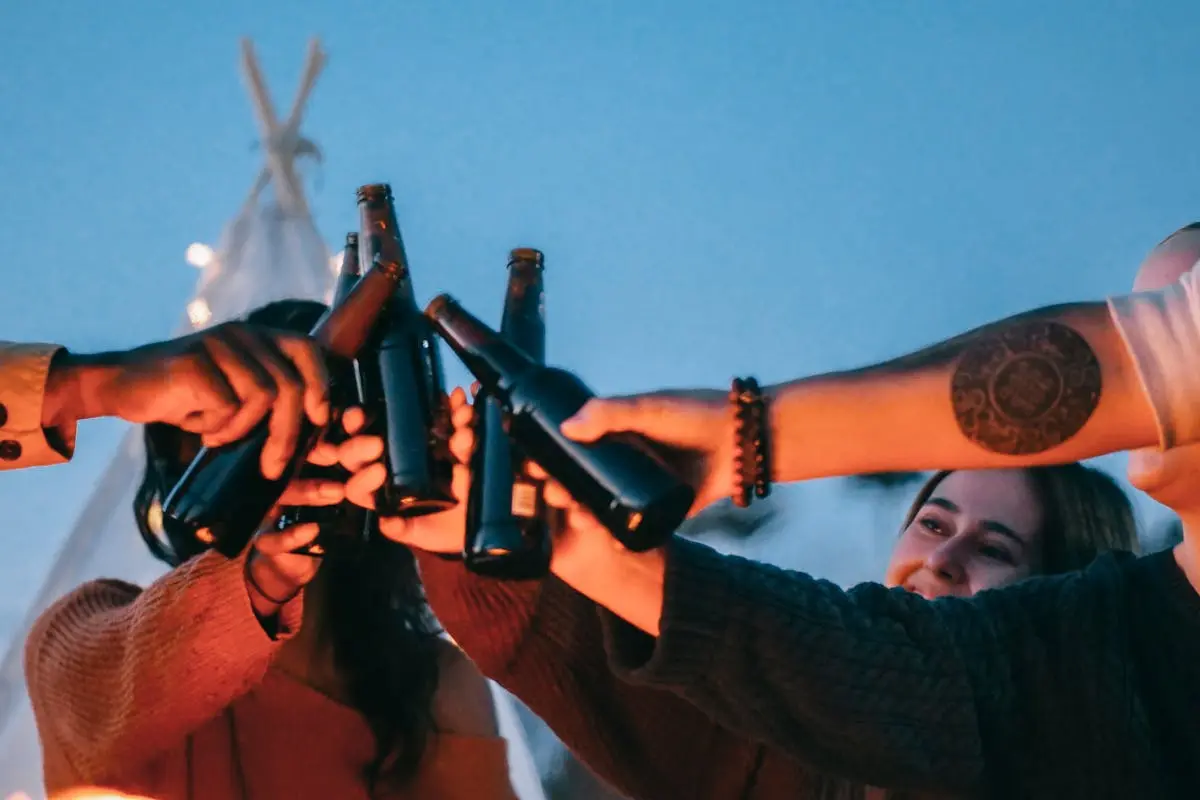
[24, 578, 146, 674]
[38, 578, 145, 622]
[1115, 546, 1198, 601]
[431, 638, 500, 738]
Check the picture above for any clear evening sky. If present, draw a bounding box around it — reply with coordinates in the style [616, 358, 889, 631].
[0, 1, 1195, 642]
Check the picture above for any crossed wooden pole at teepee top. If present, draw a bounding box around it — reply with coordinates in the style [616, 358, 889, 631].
[185, 37, 330, 329]
[238, 37, 326, 221]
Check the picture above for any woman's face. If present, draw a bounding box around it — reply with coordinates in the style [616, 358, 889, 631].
[884, 469, 1044, 598]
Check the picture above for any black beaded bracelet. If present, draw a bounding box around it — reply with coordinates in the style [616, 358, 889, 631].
[730, 377, 773, 508]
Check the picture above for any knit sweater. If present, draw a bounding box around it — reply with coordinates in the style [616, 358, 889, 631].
[417, 540, 1200, 799]
[25, 549, 516, 800]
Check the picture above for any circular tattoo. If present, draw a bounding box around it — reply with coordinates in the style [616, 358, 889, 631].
[951, 321, 1102, 455]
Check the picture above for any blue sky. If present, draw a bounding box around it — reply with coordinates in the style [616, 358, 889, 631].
[0, 1, 1196, 636]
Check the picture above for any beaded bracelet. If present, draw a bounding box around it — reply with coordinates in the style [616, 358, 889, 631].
[730, 377, 773, 508]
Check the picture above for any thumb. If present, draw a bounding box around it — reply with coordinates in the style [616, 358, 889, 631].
[558, 398, 620, 442]
[560, 396, 711, 449]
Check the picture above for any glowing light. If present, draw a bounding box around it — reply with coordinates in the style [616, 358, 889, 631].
[185, 242, 215, 268]
[329, 250, 344, 274]
[146, 500, 164, 536]
[187, 298, 212, 327]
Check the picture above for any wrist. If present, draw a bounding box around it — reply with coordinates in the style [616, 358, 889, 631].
[244, 552, 303, 616]
[42, 350, 126, 428]
[555, 543, 667, 637]
[762, 382, 787, 484]
[551, 538, 664, 595]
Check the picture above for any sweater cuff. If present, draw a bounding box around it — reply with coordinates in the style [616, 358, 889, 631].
[603, 537, 732, 692]
[0, 343, 77, 468]
[189, 548, 304, 648]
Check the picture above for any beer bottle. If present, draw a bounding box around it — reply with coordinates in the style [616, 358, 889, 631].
[463, 248, 553, 579]
[161, 251, 407, 559]
[426, 294, 694, 552]
[356, 183, 456, 517]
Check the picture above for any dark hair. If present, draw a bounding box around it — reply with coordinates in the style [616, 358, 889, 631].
[807, 463, 1140, 800]
[900, 464, 1140, 573]
[133, 299, 442, 788]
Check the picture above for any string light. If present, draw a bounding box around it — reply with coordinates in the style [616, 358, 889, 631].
[187, 298, 212, 327]
[185, 242, 215, 269]
[146, 500, 165, 536]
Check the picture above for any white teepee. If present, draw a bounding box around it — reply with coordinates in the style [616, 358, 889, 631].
[0, 39, 546, 800]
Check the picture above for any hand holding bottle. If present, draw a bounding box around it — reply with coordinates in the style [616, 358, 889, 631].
[346, 387, 471, 552]
[560, 389, 733, 515]
[364, 388, 670, 635]
[244, 406, 382, 615]
[361, 389, 641, 570]
[42, 322, 331, 480]
[342, 386, 532, 556]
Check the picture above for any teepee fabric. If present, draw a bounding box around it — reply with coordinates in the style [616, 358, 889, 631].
[0, 39, 548, 800]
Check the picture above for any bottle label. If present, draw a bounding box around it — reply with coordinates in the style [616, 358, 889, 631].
[511, 481, 539, 518]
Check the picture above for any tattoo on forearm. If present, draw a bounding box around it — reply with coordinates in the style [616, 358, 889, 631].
[951, 321, 1102, 455]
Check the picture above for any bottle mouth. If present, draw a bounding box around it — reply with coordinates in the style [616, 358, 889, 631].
[356, 183, 393, 201]
[425, 293, 454, 319]
[508, 248, 544, 268]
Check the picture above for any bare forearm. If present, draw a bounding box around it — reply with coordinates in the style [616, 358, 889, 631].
[767, 302, 1159, 482]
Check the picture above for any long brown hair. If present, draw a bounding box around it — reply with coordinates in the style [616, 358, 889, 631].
[135, 300, 442, 789]
[802, 464, 1139, 800]
[900, 464, 1140, 574]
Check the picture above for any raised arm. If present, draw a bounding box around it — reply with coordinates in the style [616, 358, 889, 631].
[25, 549, 303, 789]
[575, 536, 1133, 795]
[563, 277, 1198, 511]
[1, 321, 333, 479]
[416, 551, 804, 799]
[767, 300, 1158, 480]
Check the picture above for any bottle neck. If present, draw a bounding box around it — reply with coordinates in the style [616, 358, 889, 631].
[501, 264, 546, 365]
[331, 248, 361, 308]
[314, 259, 406, 359]
[358, 197, 420, 308]
[427, 295, 537, 395]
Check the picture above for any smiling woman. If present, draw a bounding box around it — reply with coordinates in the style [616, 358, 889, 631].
[885, 464, 1139, 598]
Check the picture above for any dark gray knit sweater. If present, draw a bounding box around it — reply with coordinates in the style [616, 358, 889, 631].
[418, 541, 1199, 799]
[605, 540, 1200, 798]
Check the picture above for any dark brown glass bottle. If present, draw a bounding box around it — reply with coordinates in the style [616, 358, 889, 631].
[356, 184, 456, 518]
[271, 232, 370, 556]
[426, 294, 695, 552]
[464, 248, 554, 579]
[160, 254, 407, 559]
[322, 232, 364, 448]
[333, 232, 362, 307]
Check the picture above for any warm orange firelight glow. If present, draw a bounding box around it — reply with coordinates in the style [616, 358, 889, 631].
[46, 789, 160, 800]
